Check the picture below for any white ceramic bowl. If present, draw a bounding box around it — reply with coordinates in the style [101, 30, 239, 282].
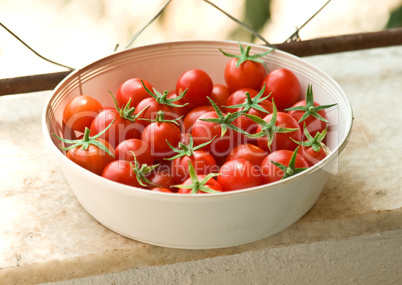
[42, 40, 353, 249]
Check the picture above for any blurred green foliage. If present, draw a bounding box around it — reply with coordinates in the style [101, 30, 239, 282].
[229, 0, 271, 43]
[386, 4, 402, 28]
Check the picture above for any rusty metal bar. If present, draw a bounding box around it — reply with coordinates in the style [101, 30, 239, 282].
[0, 71, 71, 96]
[274, 27, 402, 57]
[1, 28, 402, 96]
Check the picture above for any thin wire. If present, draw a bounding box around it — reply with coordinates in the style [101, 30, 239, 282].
[0, 22, 75, 71]
[285, 0, 332, 43]
[202, 0, 272, 47]
[124, 0, 173, 49]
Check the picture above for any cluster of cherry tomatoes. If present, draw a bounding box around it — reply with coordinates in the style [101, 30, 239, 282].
[55, 43, 337, 194]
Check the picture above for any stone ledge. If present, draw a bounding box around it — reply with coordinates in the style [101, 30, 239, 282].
[1, 46, 401, 284]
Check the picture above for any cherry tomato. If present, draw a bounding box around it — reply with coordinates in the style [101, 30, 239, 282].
[287, 101, 329, 138]
[210, 84, 231, 108]
[300, 145, 328, 167]
[66, 137, 115, 176]
[217, 158, 263, 191]
[221, 44, 268, 92]
[141, 120, 182, 160]
[135, 97, 181, 126]
[115, 138, 154, 165]
[224, 88, 259, 112]
[146, 164, 175, 190]
[176, 69, 213, 109]
[191, 111, 243, 159]
[177, 175, 223, 194]
[171, 151, 218, 184]
[183, 105, 215, 133]
[256, 112, 301, 152]
[260, 149, 309, 183]
[261, 68, 301, 110]
[224, 88, 273, 135]
[167, 90, 192, 117]
[63, 95, 102, 133]
[224, 59, 267, 93]
[90, 108, 144, 148]
[116, 78, 153, 108]
[226, 143, 267, 167]
[102, 160, 145, 188]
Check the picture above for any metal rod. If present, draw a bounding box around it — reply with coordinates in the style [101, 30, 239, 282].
[274, 27, 402, 57]
[285, 0, 332, 42]
[124, 0, 173, 49]
[203, 0, 272, 47]
[0, 22, 75, 71]
[0, 71, 71, 96]
[1, 28, 402, 96]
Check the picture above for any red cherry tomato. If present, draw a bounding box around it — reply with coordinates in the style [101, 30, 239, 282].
[66, 137, 115, 176]
[261, 68, 301, 110]
[256, 112, 302, 152]
[300, 145, 328, 167]
[287, 100, 329, 138]
[260, 149, 309, 183]
[115, 138, 154, 165]
[177, 175, 223, 194]
[224, 57, 267, 93]
[102, 160, 145, 188]
[224, 88, 259, 112]
[183, 105, 215, 133]
[116, 78, 153, 108]
[224, 88, 273, 135]
[135, 97, 182, 127]
[191, 111, 242, 159]
[146, 165, 175, 190]
[210, 84, 231, 108]
[176, 69, 213, 109]
[217, 158, 263, 191]
[63, 95, 102, 133]
[226, 143, 267, 167]
[171, 151, 218, 184]
[141, 121, 182, 160]
[90, 108, 144, 148]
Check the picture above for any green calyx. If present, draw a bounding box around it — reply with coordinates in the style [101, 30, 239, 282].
[223, 83, 271, 114]
[142, 110, 183, 126]
[52, 119, 116, 158]
[200, 97, 250, 137]
[291, 123, 330, 153]
[129, 151, 160, 187]
[109, 91, 147, 122]
[219, 42, 274, 71]
[165, 134, 216, 161]
[285, 84, 337, 123]
[173, 161, 221, 194]
[245, 99, 299, 151]
[270, 146, 308, 180]
[141, 79, 188, 108]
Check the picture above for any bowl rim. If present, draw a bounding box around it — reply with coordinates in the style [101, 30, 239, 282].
[42, 39, 354, 200]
